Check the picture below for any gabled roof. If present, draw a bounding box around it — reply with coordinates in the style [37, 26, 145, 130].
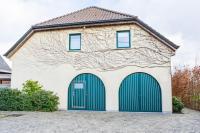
[35, 6, 136, 27]
[4, 6, 179, 58]
[0, 56, 11, 73]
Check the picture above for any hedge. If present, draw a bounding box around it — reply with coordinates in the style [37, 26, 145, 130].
[173, 96, 184, 113]
[0, 80, 59, 112]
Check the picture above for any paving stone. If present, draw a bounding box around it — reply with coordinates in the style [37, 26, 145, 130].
[0, 108, 199, 133]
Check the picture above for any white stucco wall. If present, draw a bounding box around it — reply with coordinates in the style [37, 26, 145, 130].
[10, 24, 174, 113]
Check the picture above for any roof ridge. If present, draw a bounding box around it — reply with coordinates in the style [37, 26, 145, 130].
[35, 6, 93, 26]
[35, 6, 136, 26]
[4, 7, 179, 58]
[91, 6, 136, 18]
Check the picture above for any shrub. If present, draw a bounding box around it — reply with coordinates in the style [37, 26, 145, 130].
[172, 66, 200, 110]
[0, 88, 32, 111]
[0, 88, 21, 111]
[22, 80, 43, 95]
[30, 90, 59, 112]
[0, 80, 59, 112]
[173, 96, 184, 113]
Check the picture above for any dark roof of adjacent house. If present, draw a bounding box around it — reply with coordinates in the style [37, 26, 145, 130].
[4, 6, 179, 58]
[0, 56, 11, 73]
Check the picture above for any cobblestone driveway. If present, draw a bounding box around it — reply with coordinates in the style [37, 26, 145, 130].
[0, 108, 199, 133]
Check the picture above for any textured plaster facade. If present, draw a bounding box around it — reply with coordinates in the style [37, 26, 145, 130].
[10, 24, 174, 112]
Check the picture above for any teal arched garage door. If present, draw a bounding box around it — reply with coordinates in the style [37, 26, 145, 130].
[68, 73, 105, 111]
[119, 72, 162, 112]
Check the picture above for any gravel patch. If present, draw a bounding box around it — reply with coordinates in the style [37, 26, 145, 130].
[0, 114, 6, 119]
[0, 108, 199, 133]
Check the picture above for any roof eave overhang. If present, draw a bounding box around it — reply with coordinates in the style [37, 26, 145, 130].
[4, 18, 179, 58]
[134, 18, 179, 51]
[33, 18, 136, 29]
[0, 69, 12, 74]
[4, 28, 34, 58]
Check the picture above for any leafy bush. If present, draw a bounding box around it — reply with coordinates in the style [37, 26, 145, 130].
[173, 96, 184, 113]
[0, 88, 32, 111]
[22, 80, 42, 95]
[30, 90, 59, 112]
[0, 80, 59, 112]
[17, 93, 33, 111]
[172, 66, 200, 110]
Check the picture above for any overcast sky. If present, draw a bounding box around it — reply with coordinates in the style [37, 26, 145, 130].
[0, 0, 200, 67]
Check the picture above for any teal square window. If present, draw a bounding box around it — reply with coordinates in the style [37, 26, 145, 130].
[116, 30, 131, 48]
[69, 33, 81, 50]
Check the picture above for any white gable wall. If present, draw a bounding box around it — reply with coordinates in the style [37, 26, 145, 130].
[10, 24, 174, 113]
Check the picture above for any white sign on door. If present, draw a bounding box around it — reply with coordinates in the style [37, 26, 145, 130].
[74, 83, 84, 89]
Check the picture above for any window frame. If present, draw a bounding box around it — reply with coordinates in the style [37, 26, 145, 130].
[116, 30, 131, 48]
[69, 33, 81, 51]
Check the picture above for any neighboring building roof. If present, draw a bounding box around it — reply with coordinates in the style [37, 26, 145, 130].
[4, 6, 179, 58]
[0, 56, 11, 73]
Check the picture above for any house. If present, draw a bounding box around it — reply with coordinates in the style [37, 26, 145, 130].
[4, 6, 179, 112]
[0, 56, 11, 88]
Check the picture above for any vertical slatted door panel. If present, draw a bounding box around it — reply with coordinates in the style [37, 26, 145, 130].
[140, 73, 162, 112]
[119, 74, 139, 111]
[87, 74, 105, 111]
[119, 72, 162, 112]
[68, 73, 105, 111]
[68, 74, 86, 110]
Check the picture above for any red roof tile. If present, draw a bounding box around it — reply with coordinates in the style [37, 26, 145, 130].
[35, 6, 136, 27]
[4, 6, 179, 58]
